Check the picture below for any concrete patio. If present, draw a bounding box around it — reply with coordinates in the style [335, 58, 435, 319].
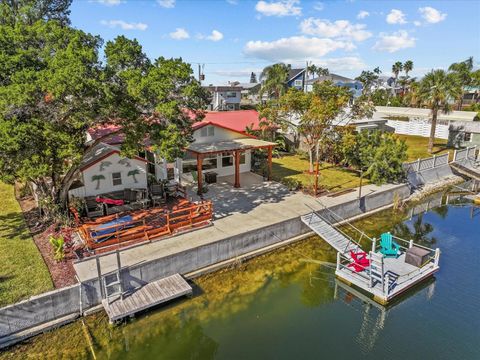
[74, 172, 408, 283]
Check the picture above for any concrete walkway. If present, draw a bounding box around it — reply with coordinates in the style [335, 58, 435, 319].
[74, 179, 405, 282]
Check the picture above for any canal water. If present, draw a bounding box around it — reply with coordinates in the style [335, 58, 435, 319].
[2, 195, 479, 359]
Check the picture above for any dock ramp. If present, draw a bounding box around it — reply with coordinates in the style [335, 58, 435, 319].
[301, 212, 359, 253]
[102, 273, 192, 323]
[450, 162, 480, 181]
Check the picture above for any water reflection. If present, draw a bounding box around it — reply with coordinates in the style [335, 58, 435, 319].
[334, 278, 437, 354]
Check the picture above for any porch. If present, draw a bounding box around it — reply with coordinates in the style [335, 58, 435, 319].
[186, 137, 276, 195]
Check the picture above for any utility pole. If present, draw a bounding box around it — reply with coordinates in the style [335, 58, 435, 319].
[198, 64, 201, 84]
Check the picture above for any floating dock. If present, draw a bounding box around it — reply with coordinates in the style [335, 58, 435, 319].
[302, 209, 440, 305]
[102, 273, 192, 323]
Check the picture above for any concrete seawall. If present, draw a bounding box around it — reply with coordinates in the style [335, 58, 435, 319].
[0, 183, 410, 347]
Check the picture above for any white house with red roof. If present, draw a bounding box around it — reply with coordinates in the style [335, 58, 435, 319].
[71, 110, 275, 197]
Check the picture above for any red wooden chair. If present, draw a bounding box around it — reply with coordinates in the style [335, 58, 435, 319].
[348, 250, 370, 272]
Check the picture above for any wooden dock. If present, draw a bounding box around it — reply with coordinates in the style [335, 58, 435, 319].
[302, 210, 441, 305]
[102, 273, 192, 323]
[301, 212, 359, 253]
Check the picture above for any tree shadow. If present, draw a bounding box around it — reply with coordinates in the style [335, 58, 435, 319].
[0, 211, 33, 241]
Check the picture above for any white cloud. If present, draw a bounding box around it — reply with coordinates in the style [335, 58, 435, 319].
[300, 18, 372, 42]
[255, 0, 301, 17]
[373, 30, 415, 53]
[419, 6, 447, 24]
[244, 36, 355, 62]
[207, 30, 224, 41]
[169, 28, 189, 40]
[386, 9, 407, 24]
[157, 0, 175, 8]
[100, 20, 148, 31]
[197, 30, 224, 41]
[95, 0, 122, 5]
[414, 20, 422, 27]
[226, 0, 238, 4]
[313, 2, 324, 11]
[357, 10, 369, 19]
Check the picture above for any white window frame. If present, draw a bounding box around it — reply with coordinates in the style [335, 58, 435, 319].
[200, 126, 215, 137]
[294, 79, 303, 87]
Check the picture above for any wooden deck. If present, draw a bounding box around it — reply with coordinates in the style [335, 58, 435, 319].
[102, 273, 192, 323]
[302, 211, 441, 305]
[301, 212, 359, 253]
[76, 198, 213, 254]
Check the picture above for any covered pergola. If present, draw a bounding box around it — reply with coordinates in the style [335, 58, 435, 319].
[186, 138, 276, 194]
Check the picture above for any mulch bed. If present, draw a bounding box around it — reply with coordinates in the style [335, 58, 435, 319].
[16, 189, 77, 288]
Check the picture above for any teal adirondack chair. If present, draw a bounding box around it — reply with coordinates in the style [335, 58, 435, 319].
[379, 232, 400, 258]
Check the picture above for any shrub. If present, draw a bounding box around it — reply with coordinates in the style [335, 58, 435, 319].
[49, 235, 65, 262]
[281, 178, 301, 191]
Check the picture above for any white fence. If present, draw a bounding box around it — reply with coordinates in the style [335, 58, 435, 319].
[403, 153, 450, 174]
[453, 145, 478, 163]
[387, 119, 449, 139]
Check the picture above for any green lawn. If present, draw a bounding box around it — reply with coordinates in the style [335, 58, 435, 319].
[272, 154, 365, 191]
[0, 183, 53, 307]
[396, 135, 451, 162]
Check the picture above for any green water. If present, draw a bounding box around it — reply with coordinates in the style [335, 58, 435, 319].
[3, 197, 480, 359]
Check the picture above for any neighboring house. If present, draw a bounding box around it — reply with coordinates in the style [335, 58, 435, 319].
[306, 73, 363, 98]
[372, 106, 479, 147]
[448, 121, 480, 147]
[203, 85, 242, 111]
[68, 143, 148, 198]
[462, 86, 480, 108]
[286, 68, 306, 90]
[237, 82, 261, 105]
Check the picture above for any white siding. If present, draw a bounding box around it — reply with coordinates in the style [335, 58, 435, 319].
[81, 153, 147, 197]
[192, 125, 244, 144]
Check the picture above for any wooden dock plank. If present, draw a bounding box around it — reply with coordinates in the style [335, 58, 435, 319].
[102, 273, 192, 322]
[301, 213, 357, 253]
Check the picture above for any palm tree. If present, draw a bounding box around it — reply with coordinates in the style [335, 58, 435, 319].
[391, 61, 403, 96]
[403, 60, 413, 78]
[259, 63, 290, 99]
[91, 174, 105, 190]
[127, 169, 140, 183]
[449, 57, 474, 109]
[418, 69, 462, 153]
[402, 60, 414, 94]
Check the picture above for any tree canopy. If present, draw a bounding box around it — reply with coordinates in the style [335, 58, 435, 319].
[0, 2, 208, 215]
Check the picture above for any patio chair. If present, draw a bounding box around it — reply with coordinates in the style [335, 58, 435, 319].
[84, 196, 104, 218]
[348, 250, 370, 272]
[379, 232, 400, 258]
[150, 184, 166, 207]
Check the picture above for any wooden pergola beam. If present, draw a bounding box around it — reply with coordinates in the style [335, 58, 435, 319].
[196, 154, 203, 195]
[234, 150, 240, 188]
[267, 146, 273, 181]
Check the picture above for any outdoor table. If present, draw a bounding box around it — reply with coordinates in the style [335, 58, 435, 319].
[405, 246, 430, 267]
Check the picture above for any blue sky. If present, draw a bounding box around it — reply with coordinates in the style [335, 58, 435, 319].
[71, 0, 480, 84]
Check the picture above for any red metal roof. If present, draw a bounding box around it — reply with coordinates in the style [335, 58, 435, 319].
[88, 110, 269, 144]
[192, 110, 266, 134]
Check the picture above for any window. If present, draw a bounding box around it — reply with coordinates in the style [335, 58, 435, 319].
[464, 132, 472, 142]
[294, 79, 303, 87]
[226, 91, 237, 98]
[239, 152, 246, 165]
[112, 172, 122, 186]
[222, 152, 233, 167]
[200, 126, 215, 137]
